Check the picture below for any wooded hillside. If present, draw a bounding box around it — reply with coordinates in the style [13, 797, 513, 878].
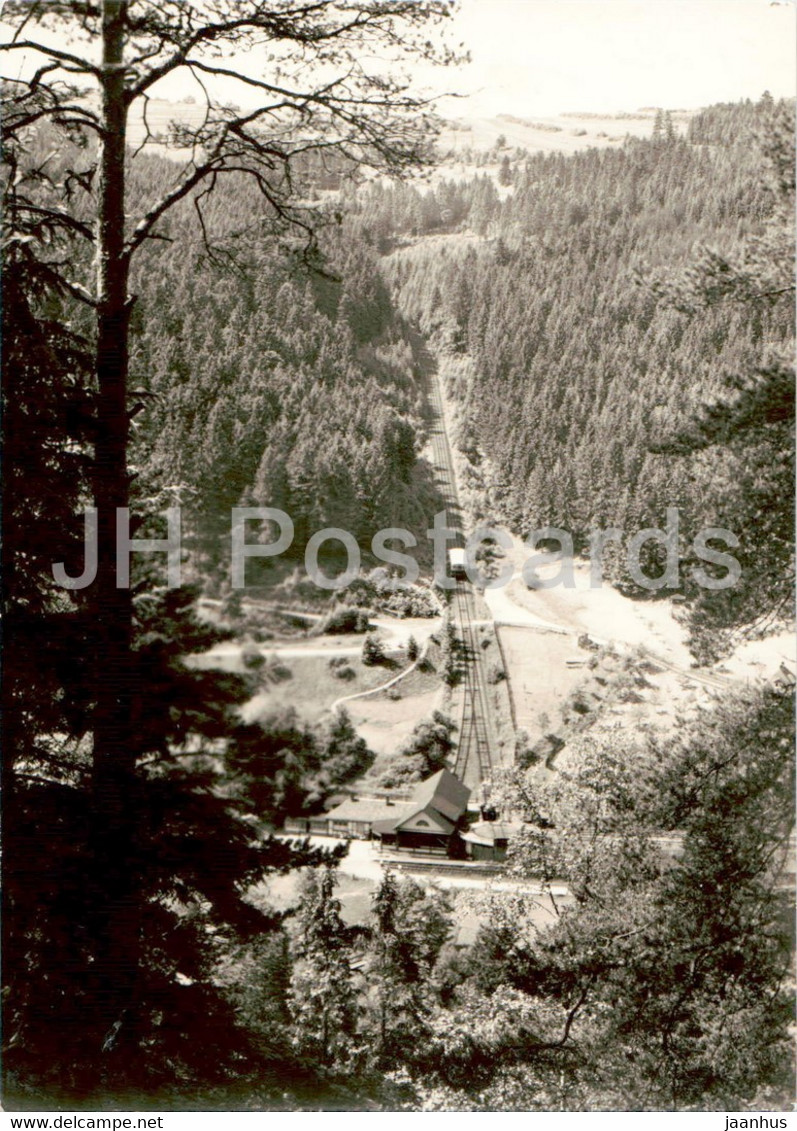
[361, 97, 794, 652]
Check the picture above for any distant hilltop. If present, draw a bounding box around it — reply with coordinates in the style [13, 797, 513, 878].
[438, 108, 699, 157]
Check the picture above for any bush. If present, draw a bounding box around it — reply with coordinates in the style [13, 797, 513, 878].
[337, 576, 379, 606]
[487, 662, 506, 684]
[362, 633, 387, 666]
[441, 620, 461, 687]
[406, 635, 420, 662]
[262, 657, 292, 684]
[319, 606, 371, 635]
[378, 711, 457, 787]
[562, 691, 592, 720]
[241, 641, 265, 669]
[379, 586, 439, 618]
[221, 589, 243, 621]
[328, 657, 356, 680]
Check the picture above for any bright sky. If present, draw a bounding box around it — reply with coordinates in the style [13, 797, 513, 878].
[1, 0, 795, 118]
[434, 0, 797, 116]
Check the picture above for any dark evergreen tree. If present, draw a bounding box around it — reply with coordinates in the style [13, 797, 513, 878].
[1, 0, 457, 1101]
[362, 873, 451, 1071]
[288, 868, 357, 1071]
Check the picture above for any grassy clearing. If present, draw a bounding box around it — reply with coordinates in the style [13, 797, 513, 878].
[241, 654, 400, 724]
[478, 624, 516, 772]
[347, 688, 445, 775]
[366, 640, 444, 701]
[495, 626, 587, 750]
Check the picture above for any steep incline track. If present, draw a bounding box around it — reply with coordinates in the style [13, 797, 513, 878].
[451, 580, 495, 784]
[422, 349, 497, 789]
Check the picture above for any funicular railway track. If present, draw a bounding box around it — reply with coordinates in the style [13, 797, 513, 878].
[423, 355, 496, 788]
[451, 580, 494, 784]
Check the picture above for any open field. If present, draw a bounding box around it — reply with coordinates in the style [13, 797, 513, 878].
[496, 626, 589, 747]
[127, 101, 689, 167]
[437, 109, 696, 157]
[482, 540, 794, 769]
[188, 647, 402, 723]
[494, 542, 792, 680]
[242, 655, 408, 724]
[490, 542, 694, 665]
[339, 686, 444, 772]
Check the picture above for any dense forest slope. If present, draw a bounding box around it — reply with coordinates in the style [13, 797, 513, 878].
[123, 159, 439, 588]
[123, 97, 794, 642]
[354, 97, 794, 652]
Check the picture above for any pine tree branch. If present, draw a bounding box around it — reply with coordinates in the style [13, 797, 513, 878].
[0, 39, 102, 77]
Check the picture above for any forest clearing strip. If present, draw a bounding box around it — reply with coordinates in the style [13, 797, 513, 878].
[421, 345, 501, 786]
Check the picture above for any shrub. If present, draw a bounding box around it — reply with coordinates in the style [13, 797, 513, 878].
[441, 620, 461, 687]
[487, 662, 506, 684]
[319, 607, 371, 635]
[241, 642, 265, 669]
[362, 633, 387, 666]
[263, 659, 292, 684]
[379, 586, 439, 618]
[222, 589, 243, 621]
[328, 657, 356, 680]
[377, 711, 457, 787]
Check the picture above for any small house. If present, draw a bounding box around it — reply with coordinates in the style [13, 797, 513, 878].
[461, 820, 521, 863]
[373, 768, 471, 855]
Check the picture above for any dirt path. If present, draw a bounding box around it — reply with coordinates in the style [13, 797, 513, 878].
[330, 645, 429, 713]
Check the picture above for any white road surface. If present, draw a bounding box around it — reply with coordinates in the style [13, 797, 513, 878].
[287, 834, 571, 896]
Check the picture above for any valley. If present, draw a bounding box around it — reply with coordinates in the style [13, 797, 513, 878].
[4, 0, 793, 1109]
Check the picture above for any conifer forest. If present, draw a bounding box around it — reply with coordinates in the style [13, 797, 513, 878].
[1, 0, 794, 1115]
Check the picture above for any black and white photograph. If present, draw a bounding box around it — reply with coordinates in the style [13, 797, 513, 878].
[1, 0, 795, 1118]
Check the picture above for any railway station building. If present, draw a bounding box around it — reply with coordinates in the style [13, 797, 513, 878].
[288, 769, 472, 857]
[372, 768, 471, 855]
[304, 795, 405, 839]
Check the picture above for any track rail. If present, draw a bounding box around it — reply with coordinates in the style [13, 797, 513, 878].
[422, 354, 497, 788]
[451, 580, 496, 784]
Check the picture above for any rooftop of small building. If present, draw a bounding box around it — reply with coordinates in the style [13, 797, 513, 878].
[322, 795, 407, 824]
[410, 768, 471, 821]
[461, 820, 522, 847]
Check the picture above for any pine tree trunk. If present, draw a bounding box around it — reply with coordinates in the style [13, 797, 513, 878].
[90, 0, 137, 1073]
